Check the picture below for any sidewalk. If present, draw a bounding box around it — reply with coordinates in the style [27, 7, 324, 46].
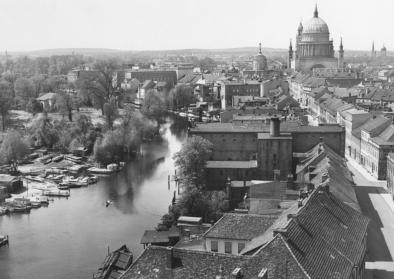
[345, 155, 387, 188]
[346, 156, 394, 215]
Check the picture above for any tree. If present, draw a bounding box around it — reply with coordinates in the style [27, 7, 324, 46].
[28, 114, 60, 148]
[170, 84, 196, 110]
[14, 77, 35, 108]
[103, 100, 119, 129]
[173, 136, 213, 190]
[141, 89, 166, 122]
[56, 93, 80, 121]
[30, 74, 47, 97]
[45, 75, 67, 92]
[76, 60, 120, 114]
[14, 77, 35, 99]
[0, 130, 30, 171]
[0, 80, 13, 131]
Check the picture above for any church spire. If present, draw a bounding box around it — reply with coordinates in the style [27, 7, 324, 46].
[258, 42, 262, 54]
[314, 3, 318, 18]
[340, 37, 343, 50]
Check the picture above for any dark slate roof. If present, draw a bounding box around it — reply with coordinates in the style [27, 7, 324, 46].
[298, 142, 360, 211]
[360, 115, 391, 136]
[190, 122, 343, 134]
[120, 246, 250, 279]
[283, 189, 369, 278]
[372, 124, 394, 145]
[204, 213, 277, 240]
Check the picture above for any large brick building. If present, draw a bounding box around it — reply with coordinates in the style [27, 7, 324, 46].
[189, 118, 345, 187]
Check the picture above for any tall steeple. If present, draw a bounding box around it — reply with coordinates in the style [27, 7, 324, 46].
[338, 37, 344, 68]
[258, 42, 262, 54]
[371, 41, 376, 57]
[288, 39, 293, 69]
[314, 3, 318, 18]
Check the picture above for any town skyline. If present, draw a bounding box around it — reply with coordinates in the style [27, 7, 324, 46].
[1, 0, 393, 52]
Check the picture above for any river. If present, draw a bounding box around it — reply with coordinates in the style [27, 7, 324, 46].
[0, 120, 187, 279]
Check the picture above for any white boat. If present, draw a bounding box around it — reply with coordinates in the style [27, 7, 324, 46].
[60, 177, 88, 187]
[88, 167, 114, 175]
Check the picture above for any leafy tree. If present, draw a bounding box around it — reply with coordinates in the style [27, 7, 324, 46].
[0, 80, 13, 131]
[30, 74, 47, 97]
[56, 93, 80, 121]
[0, 130, 30, 171]
[76, 60, 120, 114]
[170, 84, 196, 110]
[28, 114, 60, 148]
[141, 89, 166, 122]
[14, 77, 35, 107]
[103, 100, 118, 129]
[173, 136, 213, 190]
[45, 75, 67, 92]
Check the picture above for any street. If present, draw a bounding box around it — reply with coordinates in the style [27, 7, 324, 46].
[347, 160, 394, 278]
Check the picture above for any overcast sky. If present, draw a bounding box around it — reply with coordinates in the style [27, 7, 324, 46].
[0, 0, 391, 52]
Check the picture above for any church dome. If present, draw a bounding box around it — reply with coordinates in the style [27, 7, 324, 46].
[302, 17, 329, 34]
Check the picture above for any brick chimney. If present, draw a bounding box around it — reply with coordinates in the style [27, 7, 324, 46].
[270, 117, 280, 137]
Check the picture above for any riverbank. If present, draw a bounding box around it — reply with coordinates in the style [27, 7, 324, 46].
[0, 120, 187, 279]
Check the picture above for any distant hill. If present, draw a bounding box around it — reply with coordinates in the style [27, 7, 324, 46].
[5, 47, 392, 59]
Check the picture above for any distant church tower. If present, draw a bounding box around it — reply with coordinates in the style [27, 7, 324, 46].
[371, 41, 376, 58]
[338, 37, 344, 68]
[381, 45, 387, 57]
[253, 42, 267, 71]
[288, 40, 293, 69]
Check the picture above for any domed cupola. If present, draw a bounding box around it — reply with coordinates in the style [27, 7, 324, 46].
[300, 4, 330, 42]
[253, 42, 267, 71]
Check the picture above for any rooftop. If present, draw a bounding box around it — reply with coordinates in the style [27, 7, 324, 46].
[205, 160, 258, 169]
[204, 213, 277, 240]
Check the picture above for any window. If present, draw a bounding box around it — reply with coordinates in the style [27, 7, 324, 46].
[211, 240, 218, 252]
[238, 242, 245, 254]
[225, 241, 232, 254]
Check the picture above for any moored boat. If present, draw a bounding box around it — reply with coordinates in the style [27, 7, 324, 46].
[43, 189, 70, 197]
[88, 167, 114, 175]
[0, 235, 9, 247]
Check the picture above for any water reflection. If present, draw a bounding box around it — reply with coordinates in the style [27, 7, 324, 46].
[0, 119, 187, 279]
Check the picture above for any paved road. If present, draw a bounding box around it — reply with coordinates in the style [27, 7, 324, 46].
[347, 162, 394, 279]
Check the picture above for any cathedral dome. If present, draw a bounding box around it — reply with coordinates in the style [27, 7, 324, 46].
[302, 17, 329, 34]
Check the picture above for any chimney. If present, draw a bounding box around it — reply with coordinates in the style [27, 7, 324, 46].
[231, 268, 243, 279]
[298, 199, 303, 208]
[270, 117, 280, 137]
[166, 247, 174, 269]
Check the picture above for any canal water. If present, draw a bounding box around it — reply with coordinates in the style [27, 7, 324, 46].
[0, 120, 187, 279]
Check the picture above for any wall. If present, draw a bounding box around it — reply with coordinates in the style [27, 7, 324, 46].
[257, 135, 293, 180]
[198, 133, 258, 161]
[387, 156, 394, 197]
[205, 237, 246, 255]
[292, 129, 345, 156]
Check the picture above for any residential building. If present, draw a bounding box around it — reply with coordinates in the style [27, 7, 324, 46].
[387, 153, 394, 198]
[360, 116, 392, 179]
[203, 213, 277, 255]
